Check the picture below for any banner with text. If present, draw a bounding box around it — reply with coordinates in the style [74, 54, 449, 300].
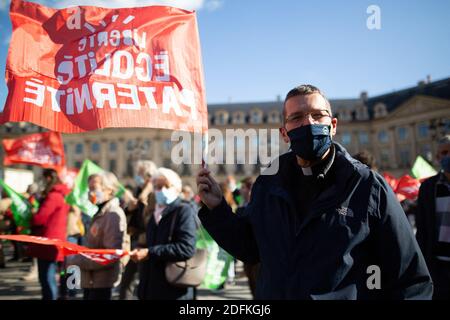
[0, 0, 208, 133]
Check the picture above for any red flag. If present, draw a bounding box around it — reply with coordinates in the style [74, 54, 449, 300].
[2, 131, 65, 169]
[382, 172, 399, 191]
[1, 0, 207, 134]
[395, 175, 421, 201]
[0, 235, 127, 265]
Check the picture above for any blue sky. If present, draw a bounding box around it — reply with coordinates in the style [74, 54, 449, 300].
[0, 0, 449, 106]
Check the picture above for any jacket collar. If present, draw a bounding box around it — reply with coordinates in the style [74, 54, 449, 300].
[96, 197, 120, 217]
[160, 197, 182, 220]
[268, 142, 361, 209]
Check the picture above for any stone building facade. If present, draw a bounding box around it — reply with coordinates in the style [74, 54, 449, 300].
[1, 77, 449, 187]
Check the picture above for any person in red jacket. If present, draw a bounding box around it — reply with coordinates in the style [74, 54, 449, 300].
[28, 169, 70, 300]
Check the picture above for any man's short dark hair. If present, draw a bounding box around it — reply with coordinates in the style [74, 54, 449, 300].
[283, 84, 332, 124]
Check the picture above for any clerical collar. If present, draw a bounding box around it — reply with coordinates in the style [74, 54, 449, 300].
[300, 144, 336, 180]
[301, 167, 313, 176]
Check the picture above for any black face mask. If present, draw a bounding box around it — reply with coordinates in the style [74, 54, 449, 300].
[287, 124, 332, 161]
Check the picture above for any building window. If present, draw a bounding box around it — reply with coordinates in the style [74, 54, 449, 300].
[268, 111, 281, 124]
[109, 142, 117, 152]
[74, 161, 82, 169]
[126, 157, 134, 177]
[91, 142, 100, 154]
[374, 103, 387, 118]
[399, 149, 410, 168]
[215, 111, 229, 125]
[444, 119, 450, 134]
[380, 150, 390, 169]
[249, 109, 263, 124]
[421, 144, 432, 162]
[232, 112, 245, 125]
[342, 132, 352, 145]
[397, 127, 408, 141]
[127, 140, 135, 151]
[163, 140, 172, 152]
[109, 159, 117, 172]
[418, 123, 429, 138]
[75, 143, 83, 154]
[378, 130, 389, 143]
[359, 132, 369, 145]
[143, 140, 151, 152]
[64, 144, 68, 154]
[339, 109, 352, 122]
[355, 105, 369, 121]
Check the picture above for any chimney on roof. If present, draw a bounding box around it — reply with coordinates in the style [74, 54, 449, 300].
[360, 91, 368, 102]
[426, 75, 431, 84]
[276, 94, 281, 102]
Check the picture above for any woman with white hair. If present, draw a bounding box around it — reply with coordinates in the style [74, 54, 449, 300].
[130, 168, 197, 300]
[66, 171, 129, 300]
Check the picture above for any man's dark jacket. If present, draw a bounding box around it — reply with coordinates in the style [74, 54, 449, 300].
[199, 143, 433, 299]
[416, 172, 450, 297]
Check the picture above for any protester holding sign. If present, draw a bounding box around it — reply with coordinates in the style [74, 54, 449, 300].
[27, 169, 70, 300]
[66, 172, 129, 300]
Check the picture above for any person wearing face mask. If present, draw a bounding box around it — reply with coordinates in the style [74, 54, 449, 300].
[416, 134, 450, 300]
[66, 172, 129, 300]
[130, 168, 197, 300]
[196, 84, 432, 300]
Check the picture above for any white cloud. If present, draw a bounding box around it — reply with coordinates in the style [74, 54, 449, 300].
[205, 0, 223, 11]
[0, 0, 10, 11]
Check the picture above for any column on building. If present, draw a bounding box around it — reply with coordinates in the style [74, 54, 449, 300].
[100, 139, 108, 170]
[117, 138, 126, 179]
[409, 122, 417, 161]
[152, 136, 162, 167]
[388, 127, 398, 169]
[85, 140, 91, 163]
[352, 129, 360, 154]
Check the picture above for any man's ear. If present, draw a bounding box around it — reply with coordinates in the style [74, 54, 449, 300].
[279, 127, 290, 144]
[330, 117, 338, 137]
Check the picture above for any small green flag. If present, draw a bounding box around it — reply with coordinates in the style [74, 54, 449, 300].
[196, 226, 233, 290]
[65, 160, 125, 217]
[0, 179, 32, 234]
[411, 156, 438, 180]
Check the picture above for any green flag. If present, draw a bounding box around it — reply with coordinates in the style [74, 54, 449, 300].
[0, 179, 32, 234]
[411, 156, 437, 179]
[65, 160, 125, 217]
[196, 226, 233, 290]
